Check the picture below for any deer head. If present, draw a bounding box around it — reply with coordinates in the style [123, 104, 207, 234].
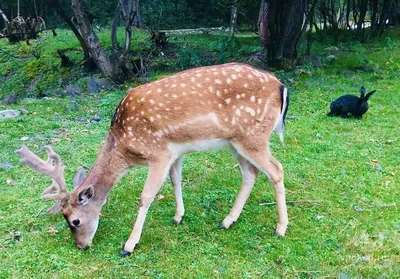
[15, 145, 100, 249]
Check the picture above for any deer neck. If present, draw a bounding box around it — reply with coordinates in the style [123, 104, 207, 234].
[77, 133, 129, 203]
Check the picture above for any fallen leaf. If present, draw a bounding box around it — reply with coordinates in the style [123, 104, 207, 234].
[48, 228, 59, 234]
[370, 159, 379, 164]
[157, 195, 165, 201]
[6, 179, 15, 185]
[20, 136, 29, 141]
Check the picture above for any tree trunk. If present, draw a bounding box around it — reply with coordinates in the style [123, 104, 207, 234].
[356, 0, 368, 41]
[134, 0, 141, 28]
[250, 0, 305, 69]
[230, 0, 238, 35]
[55, 2, 90, 59]
[71, 0, 115, 77]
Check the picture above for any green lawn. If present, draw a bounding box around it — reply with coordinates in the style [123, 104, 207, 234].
[1, 29, 400, 278]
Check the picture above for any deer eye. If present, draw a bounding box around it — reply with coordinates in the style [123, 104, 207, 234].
[72, 219, 80, 227]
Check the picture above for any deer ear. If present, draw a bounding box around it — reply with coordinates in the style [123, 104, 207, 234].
[73, 167, 86, 189]
[78, 185, 94, 205]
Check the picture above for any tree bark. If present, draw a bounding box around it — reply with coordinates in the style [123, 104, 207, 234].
[230, 0, 238, 35]
[71, 0, 115, 77]
[55, 2, 90, 59]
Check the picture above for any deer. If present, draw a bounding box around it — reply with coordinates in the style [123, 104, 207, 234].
[16, 62, 289, 257]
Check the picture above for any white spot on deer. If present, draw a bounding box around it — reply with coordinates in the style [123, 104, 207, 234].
[231, 74, 237, 80]
[236, 94, 241, 99]
[247, 74, 253, 79]
[140, 111, 145, 115]
[180, 83, 186, 88]
[225, 98, 231, 104]
[150, 99, 155, 104]
[123, 133, 126, 138]
[128, 126, 132, 131]
[257, 108, 261, 115]
[171, 84, 177, 88]
[196, 73, 202, 77]
[149, 117, 154, 122]
[244, 119, 248, 123]
[240, 105, 244, 110]
[215, 79, 222, 84]
[216, 90, 221, 96]
[191, 77, 196, 82]
[197, 83, 202, 88]
[209, 86, 214, 93]
[139, 97, 146, 102]
[222, 71, 227, 76]
[218, 103, 223, 108]
[224, 89, 229, 94]
[259, 77, 264, 83]
[224, 117, 228, 122]
[226, 78, 232, 84]
[146, 90, 152, 94]
[205, 77, 210, 82]
[172, 94, 178, 98]
[157, 88, 162, 93]
[241, 93, 246, 98]
[231, 117, 236, 125]
[258, 98, 262, 104]
[236, 109, 241, 116]
[244, 83, 249, 88]
[159, 103, 164, 107]
[250, 96, 255, 102]
[245, 107, 256, 116]
[156, 114, 161, 119]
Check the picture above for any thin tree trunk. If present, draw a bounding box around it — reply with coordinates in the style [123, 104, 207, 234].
[230, 0, 238, 35]
[111, 5, 120, 52]
[72, 0, 115, 76]
[356, 0, 368, 41]
[55, 2, 90, 59]
[0, 8, 9, 25]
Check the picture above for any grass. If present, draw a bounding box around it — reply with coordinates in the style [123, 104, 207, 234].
[1, 28, 400, 278]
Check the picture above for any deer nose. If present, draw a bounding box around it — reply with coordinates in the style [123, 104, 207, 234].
[76, 242, 90, 250]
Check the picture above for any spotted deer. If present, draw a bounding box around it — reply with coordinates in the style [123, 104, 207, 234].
[16, 63, 289, 257]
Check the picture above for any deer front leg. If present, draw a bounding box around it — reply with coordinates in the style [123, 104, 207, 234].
[121, 157, 173, 257]
[220, 155, 259, 229]
[170, 156, 184, 224]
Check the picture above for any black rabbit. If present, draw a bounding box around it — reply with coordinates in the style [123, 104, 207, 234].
[328, 86, 376, 118]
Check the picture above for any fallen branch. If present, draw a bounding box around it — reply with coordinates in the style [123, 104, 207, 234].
[260, 200, 323, 206]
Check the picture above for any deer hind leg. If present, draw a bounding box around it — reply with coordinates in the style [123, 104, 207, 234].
[220, 153, 259, 229]
[170, 156, 184, 224]
[231, 141, 288, 237]
[122, 156, 173, 256]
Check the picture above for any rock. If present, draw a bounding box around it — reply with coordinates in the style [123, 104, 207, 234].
[93, 78, 112, 90]
[310, 56, 322, 68]
[353, 205, 364, 212]
[20, 108, 29, 114]
[315, 215, 324, 221]
[88, 77, 99, 94]
[20, 136, 29, 141]
[325, 46, 339, 52]
[91, 115, 101, 122]
[326, 55, 337, 62]
[376, 165, 383, 172]
[0, 162, 13, 170]
[0, 109, 21, 119]
[3, 94, 19, 104]
[65, 84, 83, 97]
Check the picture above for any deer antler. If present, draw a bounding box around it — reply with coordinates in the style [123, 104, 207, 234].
[15, 145, 70, 215]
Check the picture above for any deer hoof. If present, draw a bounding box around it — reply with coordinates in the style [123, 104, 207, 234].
[120, 250, 132, 257]
[172, 215, 184, 224]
